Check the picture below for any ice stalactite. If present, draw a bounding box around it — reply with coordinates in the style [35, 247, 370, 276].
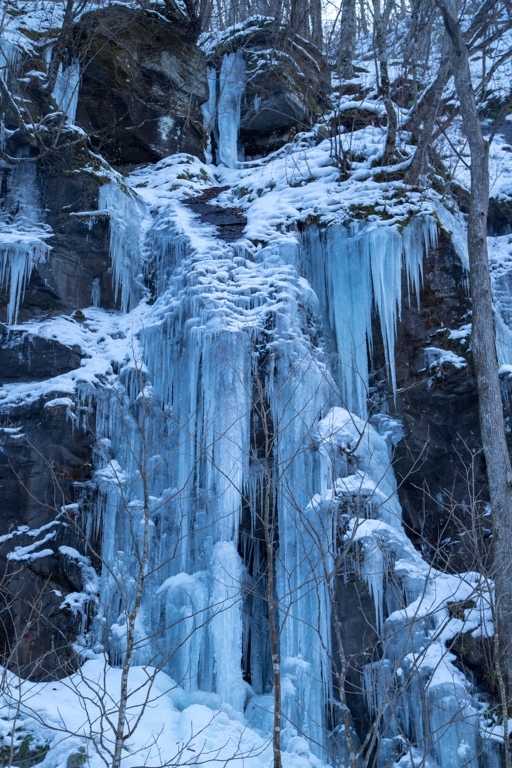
[202, 66, 217, 164]
[98, 182, 149, 312]
[0, 160, 51, 324]
[52, 60, 80, 123]
[300, 216, 437, 416]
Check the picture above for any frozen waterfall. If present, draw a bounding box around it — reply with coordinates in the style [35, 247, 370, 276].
[84, 168, 494, 768]
[300, 216, 437, 417]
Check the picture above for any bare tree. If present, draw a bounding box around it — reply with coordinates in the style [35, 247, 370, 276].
[436, 0, 512, 739]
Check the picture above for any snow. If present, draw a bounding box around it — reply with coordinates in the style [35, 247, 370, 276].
[424, 347, 468, 370]
[0, 658, 324, 768]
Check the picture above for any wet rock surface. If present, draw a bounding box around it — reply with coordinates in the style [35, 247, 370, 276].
[185, 186, 247, 242]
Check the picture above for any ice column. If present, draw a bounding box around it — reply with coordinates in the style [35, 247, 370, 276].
[217, 52, 246, 168]
[98, 182, 148, 312]
[268, 342, 334, 755]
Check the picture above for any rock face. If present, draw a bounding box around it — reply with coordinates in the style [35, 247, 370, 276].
[0, 151, 116, 325]
[205, 17, 329, 158]
[0, 4, 490, 691]
[74, 5, 208, 167]
[392, 232, 486, 570]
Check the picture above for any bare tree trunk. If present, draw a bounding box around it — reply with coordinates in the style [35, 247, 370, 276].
[45, 0, 87, 95]
[112, 396, 151, 768]
[373, 0, 397, 162]
[338, 0, 357, 79]
[438, 0, 512, 722]
[264, 465, 282, 768]
[359, 0, 369, 36]
[290, 0, 310, 38]
[256, 375, 283, 768]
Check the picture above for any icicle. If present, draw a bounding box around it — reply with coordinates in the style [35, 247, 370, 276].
[217, 52, 246, 168]
[361, 537, 385, 632]
[202, 66, 217, 133]
[402, 215, 438, 309]
[52, 60, 80, 123]
[98, 183, 148, 312]
[0, 160, 50, 324]
[202, 66, 217, 164]
[0, 242, 46, 324]
[91, 277, 100, 307]
[301, 216, 437, 414]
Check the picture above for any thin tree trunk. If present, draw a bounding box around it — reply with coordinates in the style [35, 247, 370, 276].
[112, 420, 151, 768]
[438, 0, 512, 728]
[45, 0, 86, 95]
[309, 0, 323, 49]
[290, 0, 310, 38]
[264, 468, 282, 768]
[257, 375, 282, 768]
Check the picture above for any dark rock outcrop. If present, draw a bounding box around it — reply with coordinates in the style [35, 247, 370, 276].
[0, 326, 82, 382]
[0, 152, 117, 325]
[74, 5, 208, 168]
[0, 396, 95, 680]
